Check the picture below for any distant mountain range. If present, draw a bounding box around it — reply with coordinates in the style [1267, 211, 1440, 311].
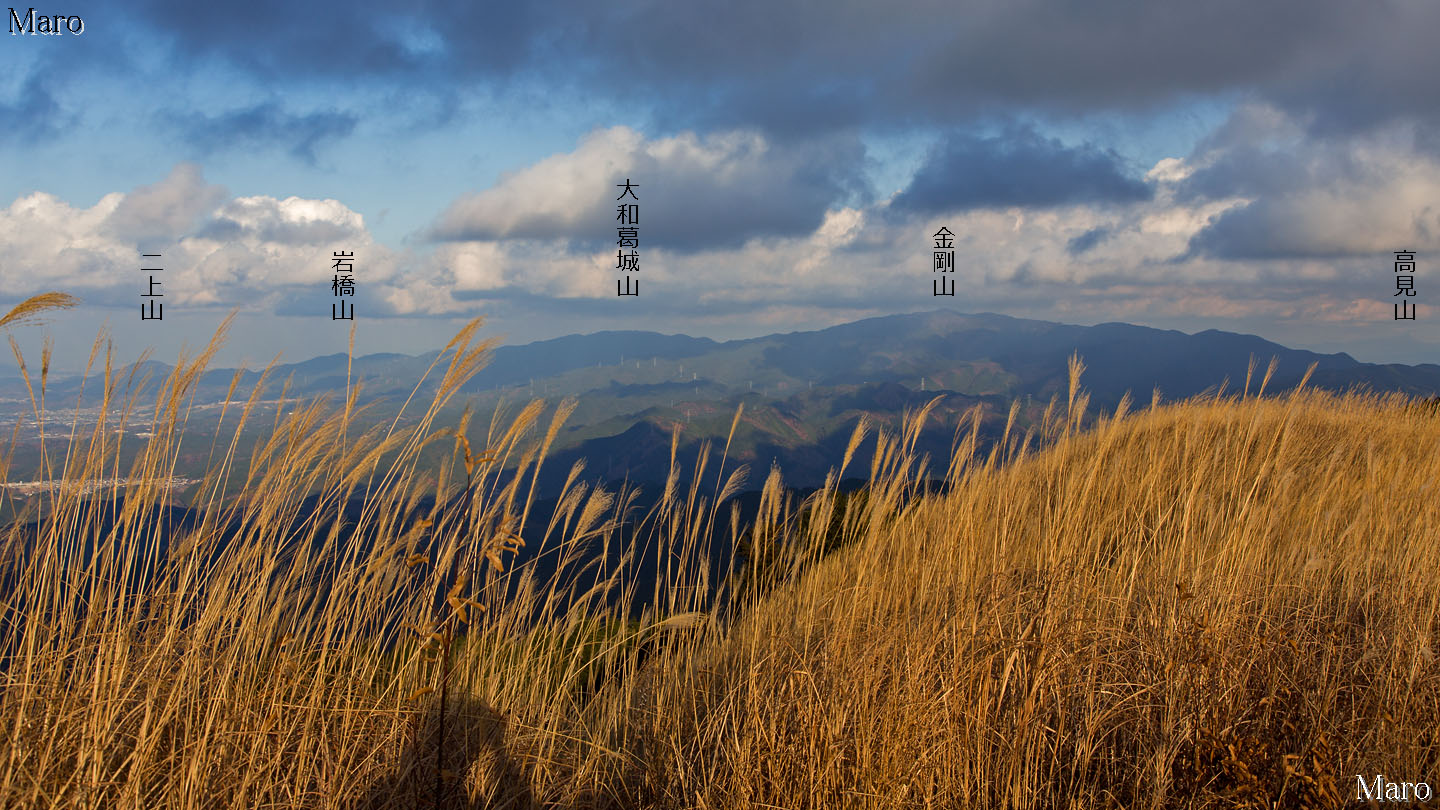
[6, 310, 1439, 499]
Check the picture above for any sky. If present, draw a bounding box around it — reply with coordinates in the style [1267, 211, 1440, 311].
[2, 0, 1439, 373]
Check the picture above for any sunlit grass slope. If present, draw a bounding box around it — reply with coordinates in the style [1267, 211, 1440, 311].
[674, 360, 1439, 809]
[0, 297, 1434, 809]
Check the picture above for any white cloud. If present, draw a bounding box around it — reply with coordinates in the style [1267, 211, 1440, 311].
[6, 111, 1437, 339]
[0, 164, 401, 311]
[427, 126, 865, 250]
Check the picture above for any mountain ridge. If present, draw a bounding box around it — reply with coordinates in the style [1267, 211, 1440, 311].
[4, 309, 1435, 502]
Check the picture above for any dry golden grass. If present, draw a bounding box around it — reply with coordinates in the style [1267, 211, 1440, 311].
[0, 310, 1435, 809]
[0, 292, 79, 331]
[664, 362, 1439, 809]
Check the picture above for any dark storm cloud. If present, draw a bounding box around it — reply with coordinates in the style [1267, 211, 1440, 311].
[1177, 127, 1440, 261]
[174, 102, 358, 164]
[1263, 1, 1440, 147]
[1067, 227, 1112, 255]
[129, 0, 453, 78]
[1183, 202, 1301, 260]
[906, 0, 1366, 111]
[0, 74, 68, 142]
[1176, 145, 1376, 204]
[890, 127, 1152, 214]
[115, 0, 1417, 137]
[1183, 190, 1440, 262]
[1179, 199, 1361, 261]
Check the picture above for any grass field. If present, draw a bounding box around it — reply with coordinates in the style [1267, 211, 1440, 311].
[1, 296, 1436, 808]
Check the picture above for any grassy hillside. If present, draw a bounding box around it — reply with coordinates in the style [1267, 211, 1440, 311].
[1, 306, 1436, 808]
[680, 368, 1439, 808]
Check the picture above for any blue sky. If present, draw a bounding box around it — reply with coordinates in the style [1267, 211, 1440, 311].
[3, 0, 1438, 372]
